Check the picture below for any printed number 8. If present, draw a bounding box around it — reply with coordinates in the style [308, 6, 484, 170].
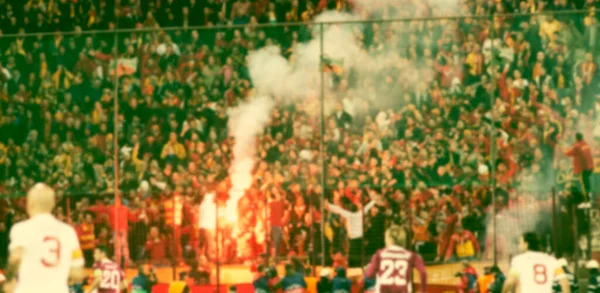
[533, 264, 547, 285]
[41, 236, 61, 267]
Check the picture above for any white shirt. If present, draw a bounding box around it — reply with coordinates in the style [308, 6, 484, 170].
[510, 251, 565, 293]
[327, 201, 376, 239]
[198, 193, 217, 230]
[9, 214, 83, 293]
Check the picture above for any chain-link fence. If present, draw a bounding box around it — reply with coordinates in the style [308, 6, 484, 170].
[1, 7, 600, 291]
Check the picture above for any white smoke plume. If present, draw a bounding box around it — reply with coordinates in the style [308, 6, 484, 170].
[226, 96, 274, 222]
[225, 2, 463, 223]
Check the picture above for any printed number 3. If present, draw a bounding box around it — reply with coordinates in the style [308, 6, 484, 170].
[41, 236, 61, 267]
[380, 259, 409, 286]
[533, 264, 547, 285]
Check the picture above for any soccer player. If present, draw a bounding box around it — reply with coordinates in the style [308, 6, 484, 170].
[4, 183, 85, 293]
[365, 225, 427, 293]
[85, 246, 127, 293]
[502, 232, 570, 293]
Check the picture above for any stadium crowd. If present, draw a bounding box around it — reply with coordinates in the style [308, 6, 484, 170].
[0, 0, 600, 276]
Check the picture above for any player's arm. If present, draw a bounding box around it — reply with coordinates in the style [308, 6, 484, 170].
[414, 254, 428, 293]
[364, 252, 379, 279]
[119, 270, 129, 291]
[501, 266, 519, 293]
[120, 279, 129, 291]
[84, 269, 102, 293]
[6, 224, 25, 283]
[68, 228, 86, 283]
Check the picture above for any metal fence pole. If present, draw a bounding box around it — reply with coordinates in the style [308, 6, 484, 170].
[488, 13, 498, 267]
[319, 21, 327, 268]
[111, 28, 122, 268]
[551, 187, 557, 255]
[572, 205, 579, 276]
[216, 203, 221, 292]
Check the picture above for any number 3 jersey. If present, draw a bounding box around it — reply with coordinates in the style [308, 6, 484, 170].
[92, 260, 125, 293]
[509, 251, 565, 293]
[365, 246, 427, 293]
[9, 214, 84, 293]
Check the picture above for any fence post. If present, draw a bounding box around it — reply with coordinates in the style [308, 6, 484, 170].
[551, 187, 557, 255]
[318, 21, 326, 268]
[572, 204, 579, 276]
[216, 202, 220, 292]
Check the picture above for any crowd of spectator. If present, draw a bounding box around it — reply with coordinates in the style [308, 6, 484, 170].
[1, 0, 600, 275]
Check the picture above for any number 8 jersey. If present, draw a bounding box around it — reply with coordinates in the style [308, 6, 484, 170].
[365, 246, 427, 293]
[509, 251, 566, 293]
[9, 214, 84, 293]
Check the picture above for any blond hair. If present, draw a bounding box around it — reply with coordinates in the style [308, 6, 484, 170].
[386, 225, 407, 247]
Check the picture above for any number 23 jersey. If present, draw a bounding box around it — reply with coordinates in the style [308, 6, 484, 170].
[9, 214, 84, 293]
[510, 251, 565, 293]
[365, 246, 427, 293]
[92, 260, 125, 293]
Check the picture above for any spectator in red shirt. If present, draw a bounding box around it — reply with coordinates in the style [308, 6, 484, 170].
[145, 226, 168, 265]
[268, 187, 287, 259]
[564, 132, 594, 206]
[445, 225, 481, 262]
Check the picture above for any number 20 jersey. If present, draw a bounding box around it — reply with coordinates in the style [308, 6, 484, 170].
[9, 214, 84, 293]
[365, 246, 427, 293]
[92, 260, 125, 293]
[510, 251, 565, 293]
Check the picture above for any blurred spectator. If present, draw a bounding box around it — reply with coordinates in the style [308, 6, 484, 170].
[445, 224, 481, 262]
[131, 265, 158, 293]
[145, 226, 167, 264]
[331, 267, 351, 293]
[316, 268, 332, 293]
[564, 132, 595, 207]
[456, 261, 479, 293]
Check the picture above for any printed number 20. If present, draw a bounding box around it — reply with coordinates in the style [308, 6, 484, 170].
[533, 264, 547, 284]
[101, 270, 121, 289]
[380, 259, 409, 286]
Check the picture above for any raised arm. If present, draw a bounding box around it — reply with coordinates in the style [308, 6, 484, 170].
[363, 201, 376, 213]
[325, 201, 351, 218]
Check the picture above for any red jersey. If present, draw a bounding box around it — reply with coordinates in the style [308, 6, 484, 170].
[565, 140, 594, 174]
[365, 246, 427, 293]
[269, 200, 285, 227]
[92, 259, 125, 293]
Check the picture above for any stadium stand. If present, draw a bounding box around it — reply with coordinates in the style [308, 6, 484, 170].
[1, 0, 600, 292]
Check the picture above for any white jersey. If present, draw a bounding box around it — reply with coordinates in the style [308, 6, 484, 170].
[9, 214, 84, 293]
[510, 251, 565, 293]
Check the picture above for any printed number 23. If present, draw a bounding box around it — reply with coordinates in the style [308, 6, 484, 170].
[41, 236, 61, 267]
[380, 259, 409, 286]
